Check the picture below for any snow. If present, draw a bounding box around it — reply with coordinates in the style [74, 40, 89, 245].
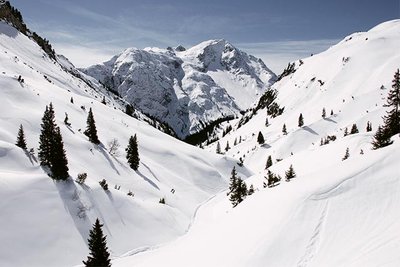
[82, 39, 276, 138]
[113, 19, 400, 267]
[1, 12, 400, 267]
[0, 21, 251, 266]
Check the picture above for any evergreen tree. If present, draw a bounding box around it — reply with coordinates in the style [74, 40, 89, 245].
[216, 141, 222, 154]
[84, 108, 100, 144]
[265, 170, 281, 187]
[372, 125, 392, 149]
[265, 117, 269, 127]
[125, 104, 134, 116]
[101, 96, 106, 105]
[50, 126, 69, 180]
[257, 131, 265, 144]
[322, 108, 326, 118]
[15, 124, 27, 149]
[82, 218, 111, 267]
[233, 138, 237, 146]
[265, 155, 273, 169]
[38, 103, 69, 180]
[38, 104, 55, 167]
[70, 97, 74, 104]
[366, 121, 372, 132]
[285, 164, 296, 181]
[225, 141, 230, 151]
[126, 134, 140, 170]
[330, 109, 334, 116]
[382, 68, 400, 137]
[64, 113, 71, 126]
[298, 113, 304, 127]
[227, 167, 247, 207]
[247, 184, 255, 195]
[343, 127, 348, 137]
[350, 123, 359, 134]
[342, 147, 350, 161]
[282, 124, 287, 135]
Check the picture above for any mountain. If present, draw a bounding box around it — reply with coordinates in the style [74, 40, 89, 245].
[0, 4, 251, 266]
[82, 40, 276, 140]
[113, 20, 400, 267]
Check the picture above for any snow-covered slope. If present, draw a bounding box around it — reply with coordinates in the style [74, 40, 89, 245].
[114, 20, 400, 266]
[82, 40, 276, 138]
[0, 21, 251, 267]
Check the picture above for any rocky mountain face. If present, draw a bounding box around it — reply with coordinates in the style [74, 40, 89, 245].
[82, 40, 276, 139]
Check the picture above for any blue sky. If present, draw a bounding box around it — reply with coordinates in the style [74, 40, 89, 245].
[11, 0, 399, 72]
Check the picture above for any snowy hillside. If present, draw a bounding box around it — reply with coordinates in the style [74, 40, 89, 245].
[82, 39, 276, 139]
[0, 20, 251, 267]
[114, 20, 400, 267]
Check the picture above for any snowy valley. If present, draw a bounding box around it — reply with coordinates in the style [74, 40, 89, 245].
[0, 1, 400, 267]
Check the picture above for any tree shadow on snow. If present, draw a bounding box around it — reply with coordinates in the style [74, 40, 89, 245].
[136, 169, 160, 191]
[303, 126, 319, 135]
[324, 117, 338, 124]
[24, 150, 37, 166]
[54, 179, 93, 245]
[95, 144, 120, 175]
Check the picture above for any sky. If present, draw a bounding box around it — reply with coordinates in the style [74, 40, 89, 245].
[11, 0, 399, 73]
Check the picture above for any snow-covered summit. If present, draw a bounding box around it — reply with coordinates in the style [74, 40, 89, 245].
[82, 40, 276, 139]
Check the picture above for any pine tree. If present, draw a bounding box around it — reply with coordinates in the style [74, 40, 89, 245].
[50, 126, 69, 180]
[322, 108, 326, 118]
[285, 164, 296, 181]
[257, 131, 265, 144]
[298, 113, 304, 127]
[101, 96, 106, 105]
[233, 138, 237, 146]
[38, 104, 55, 167]
[342, 147, 350, 161]
[247, 184, 255, 195]
[227, 167, 247, 207]
[16, 124, 27, 149]
[225, 141, 230, 151]
[265, 170, 281, 187]
[83, 218, 111, 267]
[330, 109, 334, 116]
[366, 121, 372, 132]
[38, 103, 69, 180]
[265, 117, 269, 127]
[282, 124, 287, 135]
[382, 69, 400, 137]
[126, 134, 140, 170]
[84, 108, 100, 144]
[64, 113, 71, 126]
[265, 155, 273, 169]
[343, 127, 348, 137]
[70, 97, 74, 104]
[350, 123, 359, 134]
[372, 125, 392, 149]
[216, 141, 221, 154]
[125, 104, 134, 116]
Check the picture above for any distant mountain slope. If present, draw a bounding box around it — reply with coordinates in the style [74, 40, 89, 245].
[82, 40, 276, 139]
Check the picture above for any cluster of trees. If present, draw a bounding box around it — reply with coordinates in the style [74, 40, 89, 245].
[227, 167, 253, 207]
[372, 69, 400, 149]
[16, 103, 141, 181]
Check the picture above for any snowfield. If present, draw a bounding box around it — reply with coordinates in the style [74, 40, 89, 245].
[0, 7, 400, 267]
[0, 21, 251, 266]
[113, 19, 400, 267]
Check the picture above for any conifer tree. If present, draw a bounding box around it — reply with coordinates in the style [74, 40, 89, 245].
[64, 113, 71, 126]
[382, 68, 400, 137]
[285, 164, 296, 181]
[350, 123, 359, 134]
[265, 155, 273, 169]
[330, 109, 334, 116]
[84, 108, 100, 144]
[126, 134, 140, 170]
[225, 141, 230, 151]
[322, 108, 326, 118]
[265, 170, 281, 187]
[372, 125, 392, 149]
[343, 127, 348, 137]
[282, 124, 287, 135]
[247, 184, 255, 195]
[227, 166, 247, 207]
[216, 141, 221, 154]
[298, 113, 304, 127]
[366, 121, 372, 132]
[233, 138, 237, 146]
[82, 218, 111, 267]
[342, 147, 350, 161]
[265, 117, 269, 127]
[257, 131, 265, 144]
[101, 96, 106, 105]
[16, 124, 27, 149]
[38, 103, 69, 180]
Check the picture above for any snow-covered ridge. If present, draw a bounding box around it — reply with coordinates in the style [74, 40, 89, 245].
[82, 39, 276, 138]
